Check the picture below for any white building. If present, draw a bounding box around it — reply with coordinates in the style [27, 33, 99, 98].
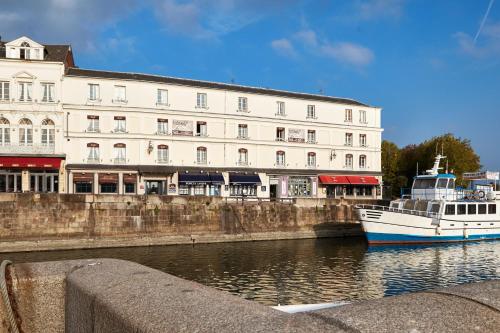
[0, 36, 383, 199]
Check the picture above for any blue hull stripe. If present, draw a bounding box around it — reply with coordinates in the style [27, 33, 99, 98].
[366, 232, 500, 244]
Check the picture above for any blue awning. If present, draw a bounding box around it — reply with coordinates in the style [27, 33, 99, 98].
[210, 173, 225, 185]
[229, 173, 261, 185]
[178, 173, 211, 185]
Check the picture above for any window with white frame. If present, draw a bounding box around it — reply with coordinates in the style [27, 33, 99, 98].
[88, 84, 100, 101]
[87, 143, 100, 163]
[197, 147, 207, 164]
[19, 118, 33, 145]
[345, 109, 352, 122]
[157, 89, 168, 105]
[197, 93, 207, 108]
[0, 82, 9, 101]
[307, 105, 316, 119]
[41, 83, 55, 102]
[359, 155, 367, 169]
[307, 130, 316, 143]
[157, 119, 168, 135]
[238, 97, 248, 112]
[345, 154, 353, 169]
[20, 42, 31, 59]
[196, 121, 207, 136]
[276, 151, 286, 166]
[345, 133, 353, 146]
[113, 116, 126, 133]
[276, 101, 286, 116]
[87, 115, 100, 132]
[238, 124, 248, 139]
[113, 143, 126, 163]
[238, 148, 248, 165]
[41, 119, 55, 146]
[114, 85, 126, 103]
[360, 134, 367, 147]
[0, 118, 10, 146]
[359, 110, 367, 124]
[307, 152, 316, 167]
[157, 145, 169, 163]
[276, 127, 285, 141]
[18, 82, 32, 102]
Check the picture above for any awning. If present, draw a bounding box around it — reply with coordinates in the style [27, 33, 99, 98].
[319, 175, 379, 185]
[229, 173, 262, 185]
[99, 173, 119, 184]
[178, 173, 211, 185]
[346, 176, 379, 185]
[0, 157, 63, 169]
[210, 174, 225, 185]
[318, 175, 350, 185]
[73, 173, 94, 182]
[123, 174, 137, 184]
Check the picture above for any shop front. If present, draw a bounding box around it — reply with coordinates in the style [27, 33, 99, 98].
[73, 172, 94, 193]
[228, 173, 261, 197]
[319, 175, 379, 199]
[287, 176, 317, 197]
[178, 172, 224, 196]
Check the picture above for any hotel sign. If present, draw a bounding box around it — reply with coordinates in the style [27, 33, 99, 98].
[288, 128, 305, 143]
[172, 120, 193, 136]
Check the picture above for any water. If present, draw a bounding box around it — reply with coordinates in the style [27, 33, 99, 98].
[2, 238, 499, 305]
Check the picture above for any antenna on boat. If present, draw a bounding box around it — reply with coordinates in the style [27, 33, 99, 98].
[416, 162, 419, 176]
[445, 159, 449, 174]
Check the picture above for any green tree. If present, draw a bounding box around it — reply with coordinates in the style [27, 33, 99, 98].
[381, 140, 407, 198]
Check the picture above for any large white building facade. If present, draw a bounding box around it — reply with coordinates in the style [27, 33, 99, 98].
[0, 36, 383, 199]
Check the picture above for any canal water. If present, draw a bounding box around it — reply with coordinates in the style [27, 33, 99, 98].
[2, 238, 499, 306]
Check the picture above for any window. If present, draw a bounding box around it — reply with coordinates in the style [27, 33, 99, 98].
[345, 109, 352, 122]
[196, 121, 207, 137]
[20, 42, 30, 59]
[113, 143, 126, 164]
[345, 133, 353, 146]
[18, 82, 32, 102]
[41, 119, 55, 146]
[307, 105, 316, 119]
[457, 204, 466, 215]
[19, 118, 33, 146]
[87, 143, 99, 163]
[360, 134, 367, 147]
[114, 116, 126, 133]
[345, 154, 353, 169]
[157, 89, 168, 105]
[360, 110, 367, 124]
[41, 83, 55, 102]
[445, 205, 455, 215]
[157, 145, 169, 163]
[197, 93, 207, 108]
[238, 97, 248, 112]
[276, 151, 285, 166]
[359, 155, 367, 169]
[114, 85, 126, 103]
[488, 204, 496, 215]
[447, 179, 456, 189]
[467, 204, 477, 215]
[0, 82, 9, 101]
[100, 183, 118, 194]
[307, 152, 316, 167]
[197, 147, 207, 164]
[276, 127, 285, 141]
[478, 204, 487, 215]
[0, 118, 10, 146]
[237, 124, 248, 139]
[307, 130, 316, 143]
[124, 183, 136, 194]
[276, 101, 286, 116]
[87, 115, 100, 132]
[157, 119, 168, 135]
[88, 84, 100, 101]
[238, 148, 248, 165]
[437, 179, 448, 189]
[413, 179, 436, 189]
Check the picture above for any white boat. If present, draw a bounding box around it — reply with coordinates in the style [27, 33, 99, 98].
[356, 155, 500, 244]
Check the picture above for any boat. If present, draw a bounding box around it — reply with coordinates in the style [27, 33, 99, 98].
[355, 154, 500, 244]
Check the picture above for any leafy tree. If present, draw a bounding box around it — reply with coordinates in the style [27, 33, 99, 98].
[381, 140, 407, 198]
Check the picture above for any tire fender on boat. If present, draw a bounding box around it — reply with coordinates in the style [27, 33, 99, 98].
[463, 228, 469, 239]
[436, 226, 441, 235]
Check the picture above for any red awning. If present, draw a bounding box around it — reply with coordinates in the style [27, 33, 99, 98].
[318, 175, 350, 185]
[346, 176, 379, 185]
[0, 157, 63, 169]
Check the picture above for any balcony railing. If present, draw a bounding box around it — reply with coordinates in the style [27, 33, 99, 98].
[0, 144, 55, 154]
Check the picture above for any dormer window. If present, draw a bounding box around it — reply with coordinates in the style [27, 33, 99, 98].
[20, 42, 30, 60]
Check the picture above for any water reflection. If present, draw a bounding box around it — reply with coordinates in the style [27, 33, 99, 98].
[2, 238, 499, 305]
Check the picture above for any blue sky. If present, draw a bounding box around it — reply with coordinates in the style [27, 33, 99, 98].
[2, 0, 500, 169]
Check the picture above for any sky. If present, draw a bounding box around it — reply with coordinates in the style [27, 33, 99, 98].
[1, 0, 500, 169]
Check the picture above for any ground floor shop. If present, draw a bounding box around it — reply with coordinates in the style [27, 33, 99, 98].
[318, 175, 381, 199]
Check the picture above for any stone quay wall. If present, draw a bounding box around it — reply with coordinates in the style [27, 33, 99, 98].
[0, 193, 386, 252]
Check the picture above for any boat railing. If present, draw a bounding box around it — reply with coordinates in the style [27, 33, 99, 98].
[355, 204, 440, 219]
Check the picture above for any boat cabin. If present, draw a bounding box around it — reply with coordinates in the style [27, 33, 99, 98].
[411, 174, 456, 200]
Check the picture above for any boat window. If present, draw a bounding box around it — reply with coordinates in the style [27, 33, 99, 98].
[478, 204, 487, 214]
[444, 205, 455, 215]
[467, 204, 476, 215]
[457, 204, 466, 215]
[437, 179, 448, 189]
[488, 204, 496, 215]
[430, 203, 441, 213]
[390, 202, 399, 209]
[413, 179, 436, 189]
[447, 179, 455, 189]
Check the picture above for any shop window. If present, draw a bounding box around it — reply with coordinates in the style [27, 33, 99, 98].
[194, 185, 206, 195]
[124, 183, 136, 194]
[179, 185, 189, 195]
[230, 185, 257, 196]
[75, 182, 92, 193]
[288, 177, 312, 197]
[100, 183, 117, 193]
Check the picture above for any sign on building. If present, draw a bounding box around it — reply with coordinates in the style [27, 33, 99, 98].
[172, 120, 194, 136]
[288, 128, 305, 143]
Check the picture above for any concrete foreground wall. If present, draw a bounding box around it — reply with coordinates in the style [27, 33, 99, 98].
[0, 194, 382, 252]
[0, 259, 499, 332]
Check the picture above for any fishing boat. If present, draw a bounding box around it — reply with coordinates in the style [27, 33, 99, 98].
[355, 155, 500, 244]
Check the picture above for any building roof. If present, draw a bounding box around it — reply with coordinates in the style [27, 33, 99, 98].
[0, 40, 71, 63]
[65, 67, 372, 107]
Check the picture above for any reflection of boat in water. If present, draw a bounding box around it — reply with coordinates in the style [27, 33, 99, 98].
[356, 155, 500, 244]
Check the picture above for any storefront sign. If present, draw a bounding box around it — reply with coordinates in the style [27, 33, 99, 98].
[288, 128, 305, 143]
[168, 183, 177, 193]
[172, 120, 194, 136]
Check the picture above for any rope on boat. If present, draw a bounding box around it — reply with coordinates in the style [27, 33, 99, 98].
[0, 260, 19, 333]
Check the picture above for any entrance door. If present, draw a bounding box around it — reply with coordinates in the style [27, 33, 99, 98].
[146, 180, 165, 195]
[30, 173, 59, 192]
[270, 184, 277, 200]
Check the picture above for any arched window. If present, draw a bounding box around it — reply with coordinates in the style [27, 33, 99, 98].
[276, 150, 285, 166]
[19, 118, 33, 146]
[158, 144, 169, 163]
[238, 148, 248, 165]
[307, 152, 316, 167]
[113, 143, 126, 164]
[197, 146, 207, 164]
[87, 143, 99, 163]
[359, 155, 367, 169]
[0, 118, 10, 146]
[41, 118, 55, 146]
[20, 42, 30, 59]
[345, 154, 353, 169]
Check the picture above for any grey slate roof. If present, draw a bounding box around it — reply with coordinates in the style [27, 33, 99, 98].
[65, 67, 371, 107]
[0, 40, 71, 63]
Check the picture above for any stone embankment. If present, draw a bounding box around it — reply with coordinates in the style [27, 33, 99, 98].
[0, 194, 384, 252]
[0, 259, 499, 332]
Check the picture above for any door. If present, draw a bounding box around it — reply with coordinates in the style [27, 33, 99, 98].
[270, 184, 277, 200]
[146, 180, 165, 195]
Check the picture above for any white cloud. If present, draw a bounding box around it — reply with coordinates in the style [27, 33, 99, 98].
[320, 42, 374, 66]
[294, 29, 318, 47]
[270, 38, 297, 58]
[455, 21, 500, 58]
[356, 0, 407, 20]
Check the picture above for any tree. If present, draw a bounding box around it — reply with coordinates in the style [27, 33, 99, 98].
[381, 140, 407, 198]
